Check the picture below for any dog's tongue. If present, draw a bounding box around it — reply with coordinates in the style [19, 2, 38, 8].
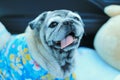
[61, 35, 74, 49]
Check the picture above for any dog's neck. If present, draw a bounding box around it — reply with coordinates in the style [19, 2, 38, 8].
[52, 48, 75, 75]
[25, 27, 76, 78]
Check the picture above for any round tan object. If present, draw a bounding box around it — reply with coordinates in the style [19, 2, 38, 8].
[104, 5, 120, 17]
[94, 15, 120, 70]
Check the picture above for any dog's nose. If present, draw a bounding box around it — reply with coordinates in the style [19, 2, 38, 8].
[63, 20, 73, 25]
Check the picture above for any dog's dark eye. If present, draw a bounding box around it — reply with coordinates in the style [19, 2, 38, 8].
[49, 21, 58, 28]
[74, 17, 80, 21]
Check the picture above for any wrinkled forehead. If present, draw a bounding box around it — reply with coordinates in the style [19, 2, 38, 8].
[47, 10, 80, 18]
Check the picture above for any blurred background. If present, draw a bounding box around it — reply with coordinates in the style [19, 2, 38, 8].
[0, 0, 120, 48]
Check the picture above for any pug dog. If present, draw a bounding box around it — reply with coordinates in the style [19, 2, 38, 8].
[0, 10, 84, 80]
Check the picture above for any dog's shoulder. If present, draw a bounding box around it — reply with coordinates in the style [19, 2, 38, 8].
[0, 22, 11, 49]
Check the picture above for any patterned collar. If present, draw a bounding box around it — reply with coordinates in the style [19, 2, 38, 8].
[0, 34, 76, 80]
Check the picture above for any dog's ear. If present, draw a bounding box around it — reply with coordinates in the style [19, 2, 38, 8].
[29, 11, 48, 30]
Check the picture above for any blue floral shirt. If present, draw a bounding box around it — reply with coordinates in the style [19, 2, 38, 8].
[0, 34, 76, 80]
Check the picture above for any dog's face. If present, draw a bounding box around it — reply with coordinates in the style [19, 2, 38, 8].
[29, 10, 84, 51]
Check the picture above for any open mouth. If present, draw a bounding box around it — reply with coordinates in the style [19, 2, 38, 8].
[54, 32, 79, 49]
